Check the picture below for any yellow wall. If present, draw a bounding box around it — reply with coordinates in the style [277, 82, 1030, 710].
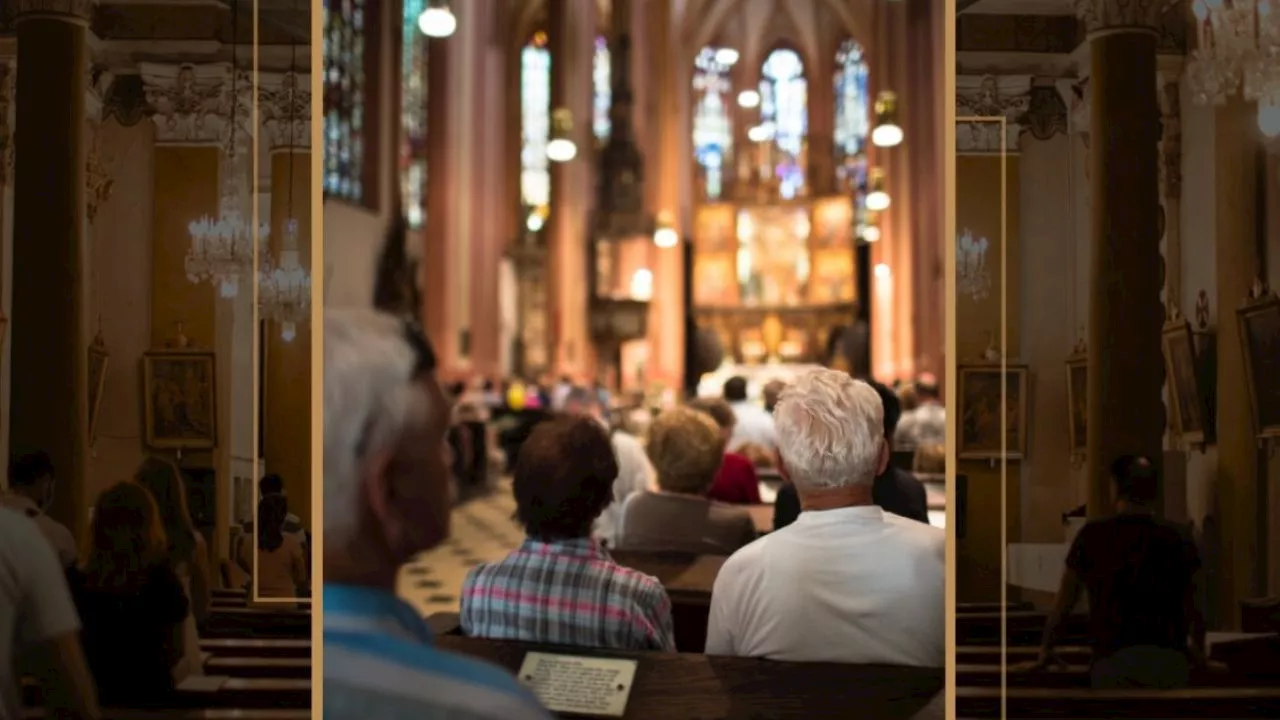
[263, 150, 312, 526]
[150, 147, 219, 349]
[956, 153, 1023, 602]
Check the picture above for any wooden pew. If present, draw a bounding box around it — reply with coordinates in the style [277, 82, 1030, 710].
[23, 711, 309, 720]
[955, 644, 1091, 666]
[201, 639, 311, 659]
[954, 611, 1089, 646]
[437, 634, 943, 719]
[956, 686, 1280, 718]
[204, 657, 311, 679]
[955, 663, 1276, 689]
[204, 609, 311, 640]
[23, 677, 310, 709]
[599, 551, 724, 652]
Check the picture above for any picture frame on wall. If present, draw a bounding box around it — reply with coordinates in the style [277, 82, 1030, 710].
[142, 349, 217, 450]
[1162, 317, 1210, 445]
[88, 335, 109, 447]
[1236, 288, 1280, 440]
[957, 364, 1029, 460]
[1065, 344, 1087, 458]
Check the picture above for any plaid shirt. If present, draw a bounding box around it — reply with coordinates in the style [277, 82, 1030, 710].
[461, 537, 676, 652]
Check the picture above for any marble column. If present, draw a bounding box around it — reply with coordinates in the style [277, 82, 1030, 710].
[9, 0, 91, 532]
[260, 70, 312, 527]
[1214, 97, 1262, 628]
[1075, 0, 1166, 517]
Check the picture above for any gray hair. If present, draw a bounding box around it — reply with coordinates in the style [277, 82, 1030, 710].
[774, 369, 884, 489]
[324, 308, 428, 540]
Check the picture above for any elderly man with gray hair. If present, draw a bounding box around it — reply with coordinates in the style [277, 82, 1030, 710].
[322, 309, 552, 719]
[705, 368, 944, 667]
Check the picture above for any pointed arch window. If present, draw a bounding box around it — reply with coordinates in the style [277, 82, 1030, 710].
[400, 0, 428, 228]
[759, 47, 808, 200]
[834, 39, 870, 194]
[692, 46, 734, 201]
[593, 35, 611, 143]
[323, 0, 376, 206]
[521, 31, 552, 209]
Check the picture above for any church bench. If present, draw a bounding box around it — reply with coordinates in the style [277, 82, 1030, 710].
[204, 657, 311, 679]
[955, 645, 1092, 665]
[955, 602, 1034, 613]
[955, 686, 1280, 718]
[200, 639, 311, 659]
[204, 609, 312, 639]
[956, 663, 1274, 689]
[955, 611, 1089, 646]
[23, 677, 310, 709]
[22, 711, 309, 720]
[436, 635, 943, 719]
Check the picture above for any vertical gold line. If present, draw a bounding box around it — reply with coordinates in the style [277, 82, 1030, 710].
[311, 0, 325, 707]
[999, 115, 1008, 720]
[943, 3, 956, 718]
[251, 0, 262, 605]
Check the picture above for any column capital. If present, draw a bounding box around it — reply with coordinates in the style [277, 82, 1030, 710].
[258, 70, 310, 152]
[13, 0, 96, 25]
[956, 74, 1031, 153]
[140, 61, 252, 147]
[1073, 0, 1176, 36]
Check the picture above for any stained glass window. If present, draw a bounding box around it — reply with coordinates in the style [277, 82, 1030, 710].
[401, 0, 428, 228]
[521, 32, 552, 209]
[759, 48, 808, 200]
[834, 40, 870, 194]
[692, 46, 734, 201]
[593, 35, 611, 143]
[323, 0, 371, 204]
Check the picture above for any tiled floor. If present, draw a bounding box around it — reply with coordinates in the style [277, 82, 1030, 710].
[396, 479, 524, 618]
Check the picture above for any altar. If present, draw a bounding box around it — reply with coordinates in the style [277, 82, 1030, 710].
[692, 197, 859, 367]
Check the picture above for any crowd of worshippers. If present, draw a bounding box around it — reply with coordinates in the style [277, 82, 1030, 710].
[0, 450, 312, 717]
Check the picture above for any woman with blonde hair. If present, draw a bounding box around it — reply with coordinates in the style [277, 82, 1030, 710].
[133, 456, 212, 680]
[617, 406, 756, 554]
[68, 481, 190, 705]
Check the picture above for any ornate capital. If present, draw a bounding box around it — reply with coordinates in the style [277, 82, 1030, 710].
[86, 64, 115, 124]
[1073, 0, 1177, 35]
[1021, 82, 1069, 142]
[956, 74, 1032, 153]
[13, 0, 95, 24]
[258, 71, 311, 152]
[0, 60, 13, 187]
[141, 62, 253, 147]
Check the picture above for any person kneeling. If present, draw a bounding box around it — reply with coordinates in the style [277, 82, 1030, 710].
[461, 416, 676, 651]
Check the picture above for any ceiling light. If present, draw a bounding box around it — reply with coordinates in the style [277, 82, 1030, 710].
[714, 48, 739, 66]
[547, 108, 577, 162]
[417, 3, 456, 38]
[865, 168, 891, 212]
[653, 214, 678, 248]
[737, 89, 761, 108]
[871, 91, 904, 148]
[862, 225, 881, 243]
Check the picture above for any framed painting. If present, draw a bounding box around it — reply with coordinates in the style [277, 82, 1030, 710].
[1237, 290, 1280, 439]
[1065, 348, 1087, 457]
[957, 364, 1028, 460]
[88, 337, 109, 447]
[142, 350, 217, 450]
[1162, 317, 1209, 445]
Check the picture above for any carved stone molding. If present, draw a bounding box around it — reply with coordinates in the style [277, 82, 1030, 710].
[85, 124, 113, 224]
[103, 75, 148, 128]
[140, 62, 253, 147]
[1158, 78, 1182, 199]
[0, 60, 12, 187]
[13, 0, 95, 24]
[1073, 0, 1179, 35]
[86, 64, 115, 124]
[1020, 83, 1069, 142]
[258, 71, 311, 152]
[956, 74, 1031, 153]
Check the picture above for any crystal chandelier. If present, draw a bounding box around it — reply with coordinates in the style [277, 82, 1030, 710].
[186, 159, 267, 299]
[1186, 0, 1280, 136]
[259, 218, 311, 341]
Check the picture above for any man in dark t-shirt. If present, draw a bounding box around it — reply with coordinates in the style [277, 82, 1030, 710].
[1018, 455, 1207, 688]
[773, 379, 928, 528]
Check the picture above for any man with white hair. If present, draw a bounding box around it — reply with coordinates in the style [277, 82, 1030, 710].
[322, 309, 552, 719]
[705, 368, 945, 667]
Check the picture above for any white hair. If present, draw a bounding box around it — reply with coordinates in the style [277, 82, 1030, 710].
[773, 369, 884, 489]
[324, 308, 427, 540]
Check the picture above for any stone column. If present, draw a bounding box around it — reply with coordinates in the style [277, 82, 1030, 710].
[9, 0, 92, 532]
[647, 0, 684, 390]
[260, 70, 312, 527]
[1075, 0, 1167, 517]
[0, 55, 14, 484]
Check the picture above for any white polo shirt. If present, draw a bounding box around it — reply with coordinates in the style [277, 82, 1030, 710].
[706, 504, 945, 667]
[0, 508, 82, 720]
[727, 401, 777, 453]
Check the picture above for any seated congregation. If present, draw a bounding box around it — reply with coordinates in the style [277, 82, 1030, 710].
[3, 451, 314, 719]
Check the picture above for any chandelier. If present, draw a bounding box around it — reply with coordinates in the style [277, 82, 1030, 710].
[186, 166, 267, 299]
[259, 219, 311, 341]
[1186, 0, 1280, 136]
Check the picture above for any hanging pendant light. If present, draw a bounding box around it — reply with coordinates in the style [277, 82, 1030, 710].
[547, 108, 578, 162]
[871, 91, 904, 148]
[865, 168, 891, 211]
[418, 0, 456, 38]
[653, 212, 678, 248]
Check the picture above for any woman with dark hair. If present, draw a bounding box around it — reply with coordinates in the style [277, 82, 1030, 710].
[237, 493, 308, 605]
[68, 481, 190, 706]
[133, 456, 212, 680]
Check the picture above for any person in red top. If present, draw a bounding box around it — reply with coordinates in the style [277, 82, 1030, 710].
[688, 398, 762, 505]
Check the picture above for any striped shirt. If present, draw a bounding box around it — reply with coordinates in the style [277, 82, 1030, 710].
[461, 538, 676, 652]
[324, 584, 552, 720]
